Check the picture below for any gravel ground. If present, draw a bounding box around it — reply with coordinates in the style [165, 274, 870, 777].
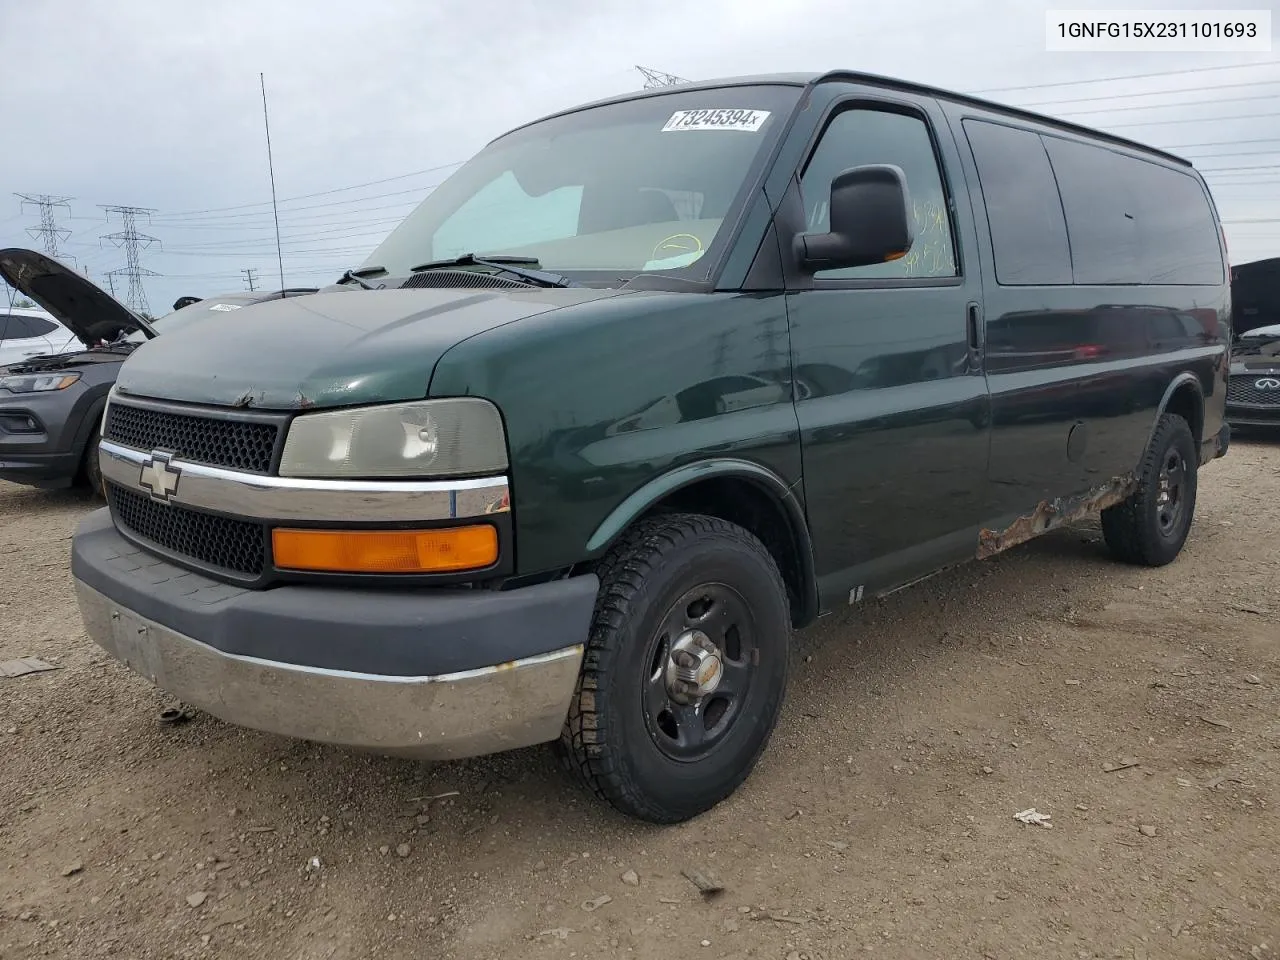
[1, 439, 1277, 960]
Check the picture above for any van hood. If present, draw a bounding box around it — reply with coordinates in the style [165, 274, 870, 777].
[0, 247, 155, 346]
[115, 285, 625, 409]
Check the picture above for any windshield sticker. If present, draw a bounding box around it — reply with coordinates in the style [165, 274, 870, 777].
[207, 303, 241, 312]
[662, 109, 771, 133]
[642, 249, 706, 272]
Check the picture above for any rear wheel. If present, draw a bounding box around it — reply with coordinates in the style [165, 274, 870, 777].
[556, 513, 791, 823]
[1101, 412, 1197, 566]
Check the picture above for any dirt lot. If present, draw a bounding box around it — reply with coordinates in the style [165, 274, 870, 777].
[1, 440, 1277, 960]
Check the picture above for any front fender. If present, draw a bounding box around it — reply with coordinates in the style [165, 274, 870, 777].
[585, 457, 818, 626]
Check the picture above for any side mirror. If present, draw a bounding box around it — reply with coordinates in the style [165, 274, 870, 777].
[794, 164, 914, 272]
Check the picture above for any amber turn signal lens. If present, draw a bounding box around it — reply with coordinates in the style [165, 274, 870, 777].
[272, 525, 498, 573]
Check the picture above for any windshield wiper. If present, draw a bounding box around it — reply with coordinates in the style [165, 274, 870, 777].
[409, 253, 579, 289]
[337, 265, 388, 290]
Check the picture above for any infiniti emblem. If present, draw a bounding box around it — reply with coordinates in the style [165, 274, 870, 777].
[139, 451, 182, 503]
[1256, 377, 1280, 390]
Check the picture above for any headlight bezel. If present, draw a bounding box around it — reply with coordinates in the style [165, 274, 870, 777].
[0, 372, 82, 394]
[278, 397, 510, 480]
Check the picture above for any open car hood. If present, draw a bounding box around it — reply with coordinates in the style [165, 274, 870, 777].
[0, 247, 156, 347]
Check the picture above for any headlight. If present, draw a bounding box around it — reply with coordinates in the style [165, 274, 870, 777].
[0, 372, 81, 393]
[279, 398, 509, 478]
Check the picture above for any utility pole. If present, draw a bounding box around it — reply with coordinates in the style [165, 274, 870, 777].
[242, 267, 259, 291]
[15, 193, 74, 261]
[100, 205, 160, 315]
[105, 269, 122, 298]
[636, 65, 690, 89]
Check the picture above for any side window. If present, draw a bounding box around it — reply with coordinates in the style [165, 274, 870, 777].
[962, 120, 1072, 285]
[1043, 137, 1223, 286]
[0, 316, 38, 340]
[799, 107, 957, 280]
[22, 316, 57, 338]
[1041, 137, 1142, 284]
[1133, 167, 1223, 285]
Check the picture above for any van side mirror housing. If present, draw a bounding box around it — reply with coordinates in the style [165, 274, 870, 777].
[794, 164, 914, 273]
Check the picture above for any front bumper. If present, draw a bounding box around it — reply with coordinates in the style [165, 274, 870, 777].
[72, 509, 599, 760]
[1224, 403, 1280, 428]
[0, 380, 101, 488]
[0, 449, 81, 488]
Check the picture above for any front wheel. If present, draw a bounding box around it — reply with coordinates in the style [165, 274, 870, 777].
[1101, 412, 1198, 566]
[556, 513, 791, 823]
[80, 425, 104, 499]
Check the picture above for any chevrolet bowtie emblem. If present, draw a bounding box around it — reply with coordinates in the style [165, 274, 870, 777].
[139, 452, 182, 503]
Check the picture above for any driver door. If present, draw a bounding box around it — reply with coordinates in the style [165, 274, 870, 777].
[783, 92, 992, 605]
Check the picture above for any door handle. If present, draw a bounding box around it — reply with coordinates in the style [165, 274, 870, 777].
[965, 302, 982, 372]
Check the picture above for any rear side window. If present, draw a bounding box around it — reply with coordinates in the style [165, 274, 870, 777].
[962, 120, 1072, 285]
[0, 315, 53, 340]
[24, 316, 57, 337]
[1042, 136, 1223, 286]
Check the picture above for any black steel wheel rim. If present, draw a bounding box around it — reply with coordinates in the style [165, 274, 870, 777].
[1156, 448, 1187, 536]
[640, 582, 758, 763]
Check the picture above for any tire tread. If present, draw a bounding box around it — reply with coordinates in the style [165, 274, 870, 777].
[555, 512, 788, 823]
[1101, 412, 1197, 567]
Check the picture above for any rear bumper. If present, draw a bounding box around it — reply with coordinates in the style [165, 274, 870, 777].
[71, 509, 599, 760]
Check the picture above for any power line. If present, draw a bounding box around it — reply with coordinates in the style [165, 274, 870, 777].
[153, 160, 465, 219]
[1054, 90, 1277, 118]
[1103, 109, 1280, 130]
[968, 59, 1278, 95]
[1014, 77, 1280, 109]
[151, 185, 437, 223]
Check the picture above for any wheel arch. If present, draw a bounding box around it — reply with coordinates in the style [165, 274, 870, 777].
[1148, 372, 1205, 451]
[585, 459, 819, 628]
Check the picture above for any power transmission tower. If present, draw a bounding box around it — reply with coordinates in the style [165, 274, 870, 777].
[636, 65, 690, 89]
[15, 193, 74, 262]
[100, 205, 160, 315]
[241, 268, 259, 291]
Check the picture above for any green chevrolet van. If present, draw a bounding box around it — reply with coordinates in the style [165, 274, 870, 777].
[36, 71, 1230, 823]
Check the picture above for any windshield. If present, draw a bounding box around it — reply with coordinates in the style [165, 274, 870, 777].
[362, 84, 802, 281]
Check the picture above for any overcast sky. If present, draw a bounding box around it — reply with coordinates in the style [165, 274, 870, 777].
[1, 0, 1277, 313]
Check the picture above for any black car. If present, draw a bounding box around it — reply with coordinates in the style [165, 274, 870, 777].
[1226, 322, 1280, 429]
[0, 248, 315, 493]
[1226, 256, 1280, 430]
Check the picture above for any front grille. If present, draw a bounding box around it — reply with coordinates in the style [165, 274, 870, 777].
[104, 402, 279, 473]
[108, 484, 266, 578]
[1226, 376, 1280, 406]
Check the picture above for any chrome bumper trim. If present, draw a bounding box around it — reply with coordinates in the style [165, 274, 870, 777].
[98, 439, 509, 522]
[75, 579, 583, 761]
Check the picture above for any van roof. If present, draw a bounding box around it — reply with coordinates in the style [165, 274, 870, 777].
[502, 70, 1191, 168]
